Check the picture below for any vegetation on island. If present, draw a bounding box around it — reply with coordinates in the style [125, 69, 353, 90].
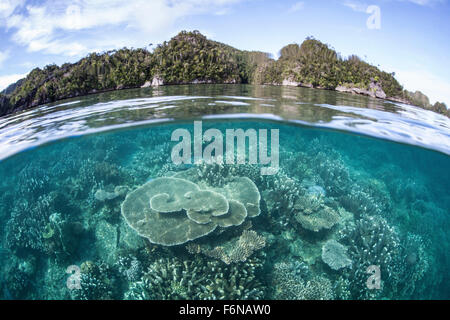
[0, 30, 448, 117]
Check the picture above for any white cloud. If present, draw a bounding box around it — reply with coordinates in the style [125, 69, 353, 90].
[0, 51, 9, 67]
[289, 1, 305, 12]
[0, 73, 27, 91]
[1, 0, 246, 57]
[0, 0, 24, 20]
[343, 0, 368, 12]
[394, 68, 450, 106]
[402, 0, 445, 5]
[343, 0, 445, 10]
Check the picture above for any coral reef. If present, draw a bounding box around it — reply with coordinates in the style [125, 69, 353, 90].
[321, 239, 352, 270]
[293, 204, 340, 232]
[270, 260, 335, 300]
[0, 118, 447, 301]
[118, 255, 144, 282]
[71, 260, 120, 300]
[395, 233, 430, 298]
[186, 230, 266, 264]
[94, 185, 128, 202]
[173, 168, 261, 218]
[121, 175, 260, 246]
[340, 184, 386, 217]
[3, 256, 36, 299]
[17, 164, 51, 199]
[124, 255, 265, 300]
[6, 195, 53, 253]
[338, 215, 403, 299]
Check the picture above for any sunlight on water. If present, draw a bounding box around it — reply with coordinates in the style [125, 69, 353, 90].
[0, 85, 449, 161]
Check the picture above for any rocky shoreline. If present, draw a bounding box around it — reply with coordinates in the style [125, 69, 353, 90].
[139, 74, 409, 105]
[1, 30, 445, 117]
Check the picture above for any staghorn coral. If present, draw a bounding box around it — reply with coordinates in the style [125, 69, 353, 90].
[124, 255, 265, 300]
[164, 160, 263, 188]
[284, 139, 390, 219]
[304, 139, 352, 197]
[270, 260, 335, 300]
[17, 164, 51, 199]
[117, 255, 144, 282]
[4, 268, 32, 299]
[260, 168, 305, 229]
[338, 215, 403, 299]
[395, 233, 430, 298]
[336, 214, 433, 300]
[71, 260, 120, 300]
[6, 195, 53, 253]
[340, 184, 385, 217]
[333, 276, 352, 300]
[93, 161, 128, 186]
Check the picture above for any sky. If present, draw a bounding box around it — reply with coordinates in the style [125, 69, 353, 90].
[0, 0, 449, 105]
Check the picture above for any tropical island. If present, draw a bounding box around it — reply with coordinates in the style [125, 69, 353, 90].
[0, 30, 448, 117]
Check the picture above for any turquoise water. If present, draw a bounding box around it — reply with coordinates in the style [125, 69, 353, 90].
[0, 85, 449, 299]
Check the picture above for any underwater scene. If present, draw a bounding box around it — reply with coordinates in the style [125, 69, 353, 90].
[0, 85, 449, 300]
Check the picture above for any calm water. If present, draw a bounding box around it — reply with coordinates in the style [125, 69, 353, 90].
[0, 85, 449, 300]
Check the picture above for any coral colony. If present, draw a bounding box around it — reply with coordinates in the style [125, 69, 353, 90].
[0, 121, 442, 300]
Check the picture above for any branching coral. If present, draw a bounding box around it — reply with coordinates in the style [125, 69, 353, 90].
[3, 259, 35, 299]
[124, 255, 265, 300]
[118, 255, 144, 282]
[395, 233, 430, 298]
[17, 164, 51, 199]
[260, 169, 304, 215]
[71, 260, 120, 300]
[340, 184, 386, 217]
[337, 216, 432, 299]
[338, 215, 403, 299]
[270, 260, 335, 300]
[6, 195, 53, 253]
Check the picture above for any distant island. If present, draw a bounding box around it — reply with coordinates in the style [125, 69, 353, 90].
[0, 30, 448, 117]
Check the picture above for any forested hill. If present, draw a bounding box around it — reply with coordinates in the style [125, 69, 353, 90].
[0, 30, 448, 117]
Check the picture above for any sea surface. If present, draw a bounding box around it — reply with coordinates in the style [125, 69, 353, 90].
[0, 84, 448, 300]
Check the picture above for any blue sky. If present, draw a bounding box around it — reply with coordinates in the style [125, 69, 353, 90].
[0, 0, 449, 105]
